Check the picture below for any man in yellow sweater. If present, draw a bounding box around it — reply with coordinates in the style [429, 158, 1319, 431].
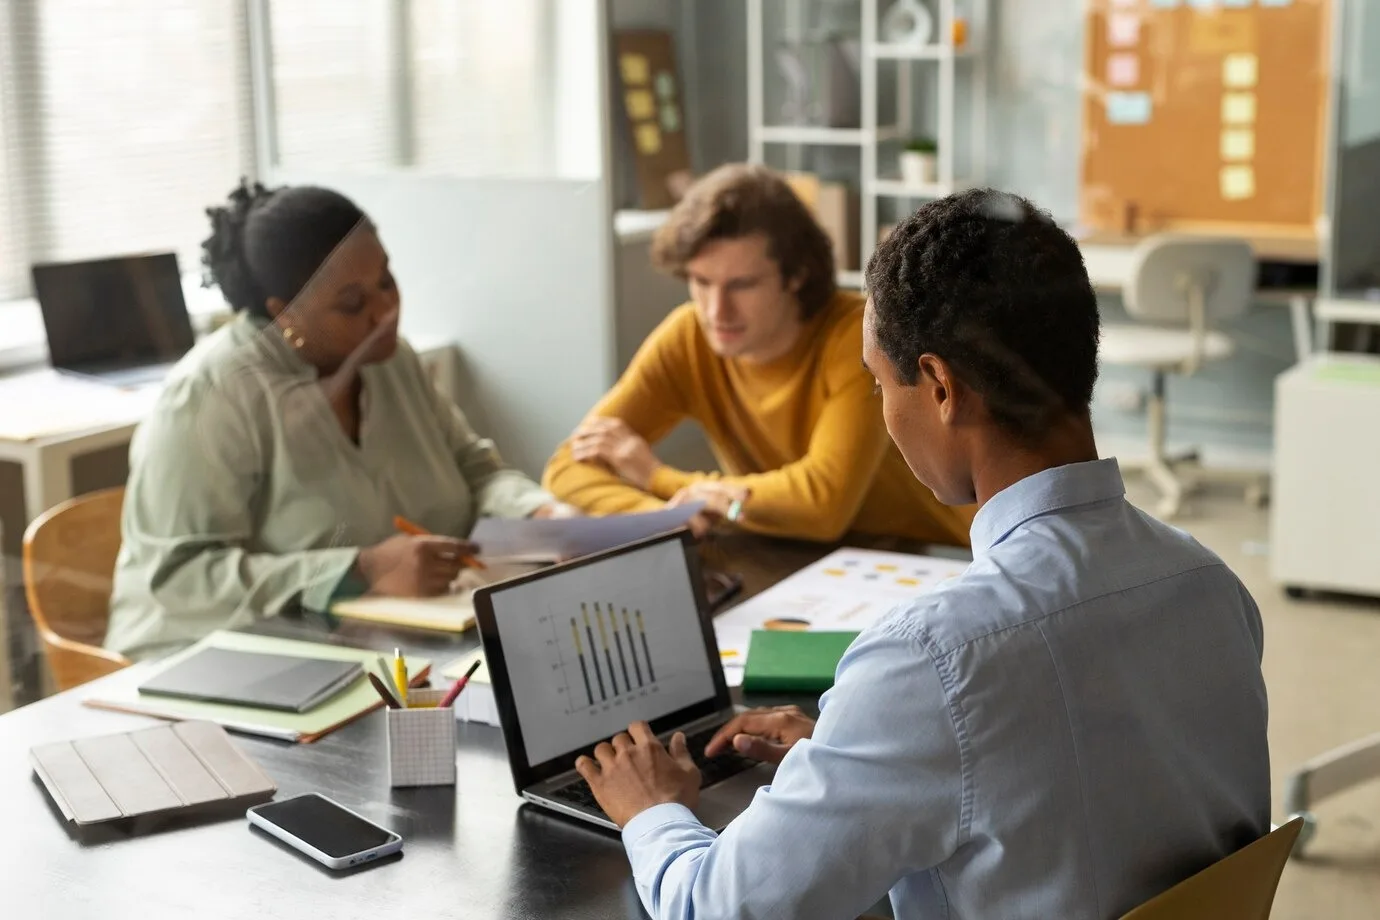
[543, 164, 972, 545]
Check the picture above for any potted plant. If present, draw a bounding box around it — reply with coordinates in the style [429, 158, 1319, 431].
[899, 138, 938, 186]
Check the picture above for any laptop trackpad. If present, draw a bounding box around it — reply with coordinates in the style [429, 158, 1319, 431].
[695, 763, 775, 831]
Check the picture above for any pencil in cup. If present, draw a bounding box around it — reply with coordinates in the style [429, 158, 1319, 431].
[392, 515, 486, 570]
[386, 688, 457, 787]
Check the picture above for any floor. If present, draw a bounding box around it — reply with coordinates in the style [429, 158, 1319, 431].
[1124, 478, 1380, 919]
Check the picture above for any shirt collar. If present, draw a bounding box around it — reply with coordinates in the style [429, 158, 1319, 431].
[969, 458, 1126, 558]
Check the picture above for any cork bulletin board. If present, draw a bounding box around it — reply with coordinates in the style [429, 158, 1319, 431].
[1080, 0, 1332, 239]
[613, 31, 693, 210]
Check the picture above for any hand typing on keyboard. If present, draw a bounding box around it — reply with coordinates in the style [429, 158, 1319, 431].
[704, 705, 816, 765]
[575, 721, 701, 828]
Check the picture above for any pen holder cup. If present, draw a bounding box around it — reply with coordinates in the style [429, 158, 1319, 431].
[386, 689, 457, 787]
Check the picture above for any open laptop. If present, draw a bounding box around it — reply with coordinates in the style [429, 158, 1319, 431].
[32, 252, 195, 387]
[474, 529, 775, 832]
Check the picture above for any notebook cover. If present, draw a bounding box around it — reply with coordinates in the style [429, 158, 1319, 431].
[85, 631, 431, 743]
[30, 720, 276, 826]
[742, 630, 859, 693]
[137, 648, 363, 713]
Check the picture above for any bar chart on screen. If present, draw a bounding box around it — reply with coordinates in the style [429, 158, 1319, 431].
[550, 602, 660, 714]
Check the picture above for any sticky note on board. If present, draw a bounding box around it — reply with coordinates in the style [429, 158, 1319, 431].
[1260, 0, 1293, 6]
[619, 54, 650, 86]
[1189, 11, 1256, 53]
[1150, 0, 1181, 7]
[1108, 13, 1141, 47]
[625, 90, 655, 120]
[1222, 92, 1257, 125]
[1221, 165, 1255, 200]
[634, 123, 662, 155]
[660, 104, 681, 133]
[1108, 53, 1140, 87]
[1221, 128, 1255, 160]
[1224, 53, 1258, 88]
[1106, 91, 1153, 125]
[1111, 0, 1138, 7]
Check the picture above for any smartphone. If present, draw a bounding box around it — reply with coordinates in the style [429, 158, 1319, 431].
[247, 793, 403, 870]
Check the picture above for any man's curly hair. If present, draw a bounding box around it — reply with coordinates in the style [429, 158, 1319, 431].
[865, 188, 1100, 438]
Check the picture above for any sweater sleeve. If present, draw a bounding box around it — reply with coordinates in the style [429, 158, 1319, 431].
[542, 308, 697, 514]
[644, 312, 890, 543]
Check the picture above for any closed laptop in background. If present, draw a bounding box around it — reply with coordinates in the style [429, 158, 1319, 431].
[32, 251, 195, 387]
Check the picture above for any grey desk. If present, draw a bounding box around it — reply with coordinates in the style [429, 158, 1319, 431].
[1, 533, 953, 918]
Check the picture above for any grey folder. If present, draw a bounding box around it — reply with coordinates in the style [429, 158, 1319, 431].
[30, 721, 276, 826]
[138, 647, 364, 713]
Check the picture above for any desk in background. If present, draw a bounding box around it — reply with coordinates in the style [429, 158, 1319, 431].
[1077, 232, 1320, 364]
[0, 533, 955, 918]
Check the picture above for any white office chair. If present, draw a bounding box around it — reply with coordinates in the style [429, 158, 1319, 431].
[1099, 235, 1259, 518]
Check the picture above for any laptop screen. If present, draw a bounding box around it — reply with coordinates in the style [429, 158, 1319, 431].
[32, 252, 195, 371]
[477, 532, 727, 782]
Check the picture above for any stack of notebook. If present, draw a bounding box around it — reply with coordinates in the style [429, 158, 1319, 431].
[84, 631, 431, 743]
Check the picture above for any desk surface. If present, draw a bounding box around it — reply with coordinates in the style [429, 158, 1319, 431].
[2, 534, 955, 918]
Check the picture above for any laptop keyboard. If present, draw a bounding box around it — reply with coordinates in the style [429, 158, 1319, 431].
[549, 723, 759, 816]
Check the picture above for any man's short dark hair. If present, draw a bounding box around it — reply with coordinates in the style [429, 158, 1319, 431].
[865, 188, 1100, 438]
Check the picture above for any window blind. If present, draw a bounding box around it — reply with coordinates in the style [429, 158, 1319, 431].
[0, 0, 252, 304]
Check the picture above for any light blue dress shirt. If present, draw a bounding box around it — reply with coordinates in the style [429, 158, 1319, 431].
[622, 458, 1270, 920]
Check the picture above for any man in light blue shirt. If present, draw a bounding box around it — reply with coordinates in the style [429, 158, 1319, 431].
[575, 189, 1270, 920]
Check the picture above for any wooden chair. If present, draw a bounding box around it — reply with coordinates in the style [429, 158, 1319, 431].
[1118, 818, 1304, 920]
[22, 486, 131, 691]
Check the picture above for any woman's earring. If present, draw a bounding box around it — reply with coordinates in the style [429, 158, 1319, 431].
[282, 326, 305, 349]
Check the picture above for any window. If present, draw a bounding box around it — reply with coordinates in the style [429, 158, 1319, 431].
[267, 0, 396, 171]
[265, 0, 584, 180]
[0, 0, 252, 307]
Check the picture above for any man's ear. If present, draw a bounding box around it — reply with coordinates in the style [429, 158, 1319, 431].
[917, 354, 962, 424]
[786, 271, 805, 295]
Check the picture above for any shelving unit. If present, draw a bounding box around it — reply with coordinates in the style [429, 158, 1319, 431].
[747, 0, 988, 288]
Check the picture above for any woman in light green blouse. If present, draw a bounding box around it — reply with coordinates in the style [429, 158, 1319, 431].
[106, 181, 570, 660]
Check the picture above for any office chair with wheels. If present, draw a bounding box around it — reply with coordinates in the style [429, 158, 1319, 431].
[22, 486, 131, 691]
[1118, 818, 1303, 920]
[1284, 731, 1380, 855]
[1099, 235, 1265, 517]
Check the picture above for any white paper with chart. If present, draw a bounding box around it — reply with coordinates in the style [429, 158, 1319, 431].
[713, 548, 970, 686]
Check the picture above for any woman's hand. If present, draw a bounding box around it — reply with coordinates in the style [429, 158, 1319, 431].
[356, 533, 478, 597]
[570, 417, 661, 489]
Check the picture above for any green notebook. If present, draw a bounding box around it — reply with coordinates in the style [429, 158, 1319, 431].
[742, 630, 859, 693]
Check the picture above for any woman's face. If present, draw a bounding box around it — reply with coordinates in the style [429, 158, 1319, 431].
[266, 226, 401, 374]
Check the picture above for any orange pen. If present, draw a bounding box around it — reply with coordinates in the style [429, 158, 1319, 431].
[393, 515, 486, 570]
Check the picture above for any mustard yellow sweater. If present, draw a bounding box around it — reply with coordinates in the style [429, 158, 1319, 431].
[543, 291, 974, 545]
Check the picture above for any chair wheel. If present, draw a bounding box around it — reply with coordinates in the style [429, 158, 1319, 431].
[1290, 812, 1318, 856]
[1285, 586, 1307, 600]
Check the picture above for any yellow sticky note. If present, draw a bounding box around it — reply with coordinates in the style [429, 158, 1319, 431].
[875, 564, 898, 572]
[1222, 92, 1256, 125]
[625, 89, 655, 120]
[895, 577, 920, 586]
[822, 568, 847, 577]
[1221, 165, 1255, 200]
[1223, 53, 1258, 88]
[634, 123, 662, 155]
[619, 53, 649, 86]
[1221, 128, 1255, 160]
